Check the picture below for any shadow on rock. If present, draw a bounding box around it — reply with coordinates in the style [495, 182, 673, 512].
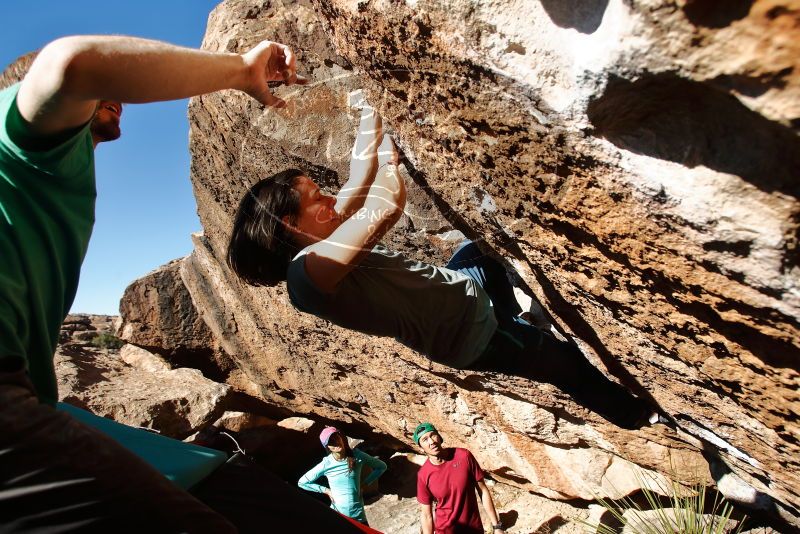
[681, 0, 754, 28]
[377, 454, 421, 500]
[587, 73, 800, 199]
[499, 509, 519, 529]
[539, 0, 609, 34]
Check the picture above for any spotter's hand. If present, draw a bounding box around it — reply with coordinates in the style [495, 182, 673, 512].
[241, 40, 308, 108]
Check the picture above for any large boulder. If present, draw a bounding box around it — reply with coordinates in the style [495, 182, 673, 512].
[305, 0, 799, 522]
[117, 258, 236, 381]
[120, 0, 798, 527]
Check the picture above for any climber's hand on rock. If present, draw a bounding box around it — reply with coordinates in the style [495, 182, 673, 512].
[241, 40, 308, 107]
[377, 133, 399, 168]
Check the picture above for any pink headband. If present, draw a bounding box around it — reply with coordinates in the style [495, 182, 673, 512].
[319, 426, 340, 447]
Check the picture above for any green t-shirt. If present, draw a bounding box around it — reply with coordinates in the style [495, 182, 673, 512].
[0, 83, 96, 404]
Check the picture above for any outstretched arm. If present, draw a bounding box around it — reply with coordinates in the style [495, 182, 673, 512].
[17, 35, 304, 137]
[335, 105, 382, 218]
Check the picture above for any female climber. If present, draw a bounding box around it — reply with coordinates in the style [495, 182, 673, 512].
[226, 102, 655, 429]
[298, 426, 387, 525]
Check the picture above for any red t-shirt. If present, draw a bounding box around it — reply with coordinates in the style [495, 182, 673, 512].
[416, 448, 484, 534]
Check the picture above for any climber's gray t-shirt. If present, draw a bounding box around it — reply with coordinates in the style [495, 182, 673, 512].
[286, 245, 498, 368]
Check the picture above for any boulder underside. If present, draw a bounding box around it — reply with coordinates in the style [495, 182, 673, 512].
[117, 0, 799, 528]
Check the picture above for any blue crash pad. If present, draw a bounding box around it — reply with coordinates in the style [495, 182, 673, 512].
[57, 402, 227, 490]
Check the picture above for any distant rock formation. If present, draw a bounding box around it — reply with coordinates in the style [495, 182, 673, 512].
[119, 0, 799, 528]
[56, 314, 231, 439]
[117, 259, 236, 382]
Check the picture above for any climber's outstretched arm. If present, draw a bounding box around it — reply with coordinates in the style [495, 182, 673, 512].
[335, 105, 383, 218]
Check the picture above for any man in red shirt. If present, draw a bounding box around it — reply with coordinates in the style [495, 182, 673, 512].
[415, 422, 506, 534]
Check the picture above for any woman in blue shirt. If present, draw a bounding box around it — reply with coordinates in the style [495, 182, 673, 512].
[298, 426, 388, 525]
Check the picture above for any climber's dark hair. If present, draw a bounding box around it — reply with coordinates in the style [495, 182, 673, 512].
[227, 169, 305, 286]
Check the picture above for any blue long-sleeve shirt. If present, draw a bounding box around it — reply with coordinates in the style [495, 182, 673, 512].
[298, 448, 387, 523]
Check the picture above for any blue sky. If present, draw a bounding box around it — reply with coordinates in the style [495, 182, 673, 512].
[0, 0, 221, 314]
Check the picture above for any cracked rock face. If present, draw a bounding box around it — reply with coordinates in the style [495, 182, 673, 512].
[120, 0, 798, 527]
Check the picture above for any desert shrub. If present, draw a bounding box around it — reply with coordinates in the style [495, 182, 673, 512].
[89, 332, 124, 350]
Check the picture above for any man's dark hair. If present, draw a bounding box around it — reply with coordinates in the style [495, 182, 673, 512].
[227, 168, 306, 286]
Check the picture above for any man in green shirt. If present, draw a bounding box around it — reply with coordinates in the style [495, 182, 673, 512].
[0, 35, 302, 407]
[0, 36, 366, 532]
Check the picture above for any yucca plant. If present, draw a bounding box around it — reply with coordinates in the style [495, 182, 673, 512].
[580, 469, 745, 534]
